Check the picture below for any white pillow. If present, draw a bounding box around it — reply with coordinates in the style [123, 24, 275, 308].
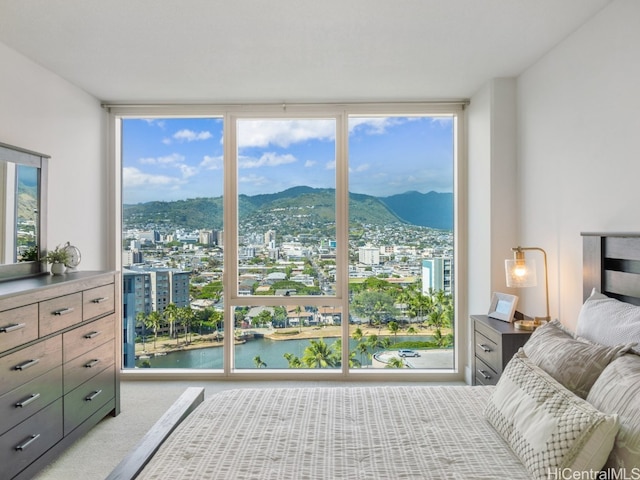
[577, 288, 640, 354]
[484, 351, 619, 479]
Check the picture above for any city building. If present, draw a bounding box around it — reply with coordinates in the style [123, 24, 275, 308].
[422, 257, 453, 295]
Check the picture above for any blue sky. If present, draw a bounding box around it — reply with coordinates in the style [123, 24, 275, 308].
[122, 116, 453, 204]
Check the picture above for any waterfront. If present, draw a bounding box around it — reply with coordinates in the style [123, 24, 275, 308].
[135, 335, 443, 369]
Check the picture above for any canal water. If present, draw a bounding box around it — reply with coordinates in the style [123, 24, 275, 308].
[136, 335, 428, 369]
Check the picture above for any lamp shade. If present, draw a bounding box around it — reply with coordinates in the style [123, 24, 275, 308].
[505, 258, 537, 288]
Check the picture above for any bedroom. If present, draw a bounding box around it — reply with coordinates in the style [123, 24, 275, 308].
[0, 0, 639, 478]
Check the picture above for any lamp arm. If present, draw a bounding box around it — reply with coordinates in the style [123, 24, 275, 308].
[514, 246, 550, 321]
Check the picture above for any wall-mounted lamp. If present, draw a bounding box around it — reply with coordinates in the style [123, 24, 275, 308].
[505, 246, 550, 330]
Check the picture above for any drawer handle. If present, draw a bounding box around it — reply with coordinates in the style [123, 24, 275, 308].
[15, 393, 41, 408]
[0, 323, 26, 333]
[477, 369, 492, 380]
[84, 331, 102, 339]
[91, 297, 109, 304]
[84, 359, 100, 368]
[85, 389, 103, 401]
[53, 307, 75, 316]
[15, 434, 40, 451]
[477, 343, 492, 353]
[14, 359, 39, 370]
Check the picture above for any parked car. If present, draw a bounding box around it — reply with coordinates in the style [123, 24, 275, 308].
[398, 349, 420, 358]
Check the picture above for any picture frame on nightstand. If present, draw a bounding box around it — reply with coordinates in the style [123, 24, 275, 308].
[488, 292, 518, 322]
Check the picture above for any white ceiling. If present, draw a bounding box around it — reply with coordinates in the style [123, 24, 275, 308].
[0, 0, 612, 104]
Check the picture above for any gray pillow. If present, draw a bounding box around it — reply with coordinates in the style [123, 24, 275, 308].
[587, 354, 640, 471]
[523, 319, 631, 398]
[577, 288, 640, 355]
[485, 351, 619, 479]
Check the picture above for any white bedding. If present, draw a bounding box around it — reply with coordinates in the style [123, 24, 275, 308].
[137, 386, 530, 479]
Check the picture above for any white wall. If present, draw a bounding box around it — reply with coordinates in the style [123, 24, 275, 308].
[466, 78, 518, 380]
[0, 42, 108, 270]
[517, 0, 640, 330]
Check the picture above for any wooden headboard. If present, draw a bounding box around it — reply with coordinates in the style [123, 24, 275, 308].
[583, 232, 640, 306]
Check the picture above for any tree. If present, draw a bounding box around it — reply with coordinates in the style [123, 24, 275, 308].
[143, 310, 163, 350]
[386, 357, 405, 368]
[387, 321, 400, 341]
[253, 356, 267, 368]
[135, 311, 148, 351]
[302, 339, 340, 368]
[163, 303, 180, 344]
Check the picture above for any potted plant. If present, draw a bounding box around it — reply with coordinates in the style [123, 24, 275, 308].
[44, 245, 69, 275]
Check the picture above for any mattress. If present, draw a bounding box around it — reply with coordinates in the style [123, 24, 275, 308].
[137, 386, 530, 479]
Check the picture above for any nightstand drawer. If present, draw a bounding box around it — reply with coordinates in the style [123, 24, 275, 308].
[474, 330, 501, 372]
[475, 357, 499, 386]
[471, 315, 532, 386]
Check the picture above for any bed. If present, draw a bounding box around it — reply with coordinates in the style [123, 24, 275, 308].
[108, 232, 640, 480]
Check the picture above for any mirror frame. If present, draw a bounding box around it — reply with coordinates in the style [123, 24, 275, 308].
[0, 142, 49, 281]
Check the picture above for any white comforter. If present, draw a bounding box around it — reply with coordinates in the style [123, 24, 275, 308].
[138, 386, 530, 479]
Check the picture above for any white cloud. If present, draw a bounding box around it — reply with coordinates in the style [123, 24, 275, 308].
[173, 129, 213, 142]
[349, 163, 370, 173]
[200, 155, 223, 170]
[325, 160, 336, 170]
[139, 153, 185, 165]
[348, 117, 404, 135]
[238, 119, 335, 148]
[239, 152, 297, 169]
[239, 173, 269, 186]
[304, 160, 316, 167]
[123, 167, 181, 187]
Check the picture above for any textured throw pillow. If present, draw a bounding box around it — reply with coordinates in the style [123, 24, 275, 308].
[577, 288, 640, 355]
[523, 319, 631, 398]
[485, 351, 619, 480]
[587, 354, 640, 471]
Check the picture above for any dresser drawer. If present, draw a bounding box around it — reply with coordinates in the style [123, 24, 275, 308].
[39, 293, 83, 336]
[83, 283, 115, 321]
[0, 398, 63, 480]
[475, 357, 499, 386]
[0, 366, 63, 436]
[0, 336, 62, 396]
[64, 365, 115, 434]
[64, 339, 114, 394]
[63, 314, 115, 363]
[474, 330, 501, 372]
[0, 304, 39, 353]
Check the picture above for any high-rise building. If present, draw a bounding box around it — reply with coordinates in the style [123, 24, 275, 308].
[422, 257, 453, 295]
[358, 245, 380, 265]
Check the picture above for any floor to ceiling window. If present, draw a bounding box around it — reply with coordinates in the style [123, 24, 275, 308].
[115, 104, 461, 377]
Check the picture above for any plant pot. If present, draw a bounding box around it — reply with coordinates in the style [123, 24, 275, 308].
[50, 263, 66, 275]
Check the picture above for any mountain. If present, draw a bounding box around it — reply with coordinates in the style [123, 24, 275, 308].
[123, 187, 453, 231]
[380, 191, 453, 230]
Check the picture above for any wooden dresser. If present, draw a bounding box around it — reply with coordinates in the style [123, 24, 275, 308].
[471, 314, 532, 386]
[0, 271, 119, 480]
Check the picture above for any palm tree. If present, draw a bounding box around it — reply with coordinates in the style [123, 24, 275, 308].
[135, 311, 148, 351]
[283, 352, 302, 368]
[302, 339, 339, 368]
[387, 321, 399, 342]
[144, 310, 163, 351]
[253, 355, 267, 368]
[386, 357, 405, 368]
[163, 303, 180, 345]
[179, 306, 195, 343]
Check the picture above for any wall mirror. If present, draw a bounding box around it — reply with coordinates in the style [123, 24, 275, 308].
[0, 142, 48, 281]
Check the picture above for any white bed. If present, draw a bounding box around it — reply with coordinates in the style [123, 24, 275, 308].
[109, 233, 640, 480]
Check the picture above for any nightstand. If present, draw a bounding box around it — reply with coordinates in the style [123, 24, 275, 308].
[471, 314, 532, 386]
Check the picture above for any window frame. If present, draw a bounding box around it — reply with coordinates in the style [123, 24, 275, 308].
[109, 102, 467, 382]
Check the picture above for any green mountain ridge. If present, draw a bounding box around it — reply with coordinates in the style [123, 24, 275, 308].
[123, 187, 453, 231]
